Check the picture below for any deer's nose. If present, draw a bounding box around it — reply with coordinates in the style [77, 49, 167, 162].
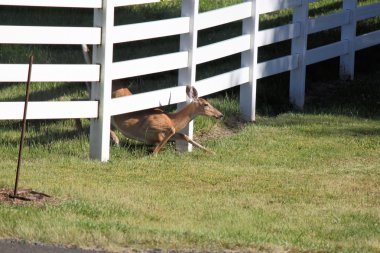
[216, 114, 224, 120]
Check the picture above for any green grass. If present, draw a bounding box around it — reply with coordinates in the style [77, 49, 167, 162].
[0, 113, 379, 252]
[1, 0, 380, 252]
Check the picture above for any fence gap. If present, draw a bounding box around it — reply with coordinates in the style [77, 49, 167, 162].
[340, 0, 357, 80]
[289, 0, 309, 109]
[90, 0, 114, 161]
[177, 0, 199, 152]
[240, 0, 259, 122]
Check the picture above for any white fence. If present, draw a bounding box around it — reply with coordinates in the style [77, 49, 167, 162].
[1, 0, 380, 161]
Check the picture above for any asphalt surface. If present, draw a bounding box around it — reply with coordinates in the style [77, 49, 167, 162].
[0, 240, 256, 253]
[0, 240, 110, 253]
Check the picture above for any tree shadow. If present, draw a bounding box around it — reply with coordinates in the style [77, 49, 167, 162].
[302, 126, 380, 138]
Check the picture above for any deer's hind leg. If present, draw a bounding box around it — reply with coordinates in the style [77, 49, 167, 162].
[110, 130, 120, 147]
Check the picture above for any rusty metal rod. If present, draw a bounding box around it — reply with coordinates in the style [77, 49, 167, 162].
[13, 55, 34, 197]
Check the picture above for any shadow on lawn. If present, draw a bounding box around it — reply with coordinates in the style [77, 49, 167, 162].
[256, 45, 380, 119]
[0, 82, 88, 102]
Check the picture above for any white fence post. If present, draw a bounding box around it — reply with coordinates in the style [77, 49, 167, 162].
[340, 0, 357, 80]
[240, 0, 259, 122]
[177, 0, 199, 152]
[289, 0, 309, 109]
[89, 0, 114, 161]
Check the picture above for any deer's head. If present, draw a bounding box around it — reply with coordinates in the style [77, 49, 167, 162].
[186, 86, 224, 120]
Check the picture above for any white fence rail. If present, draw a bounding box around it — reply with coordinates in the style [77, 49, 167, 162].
[0, 26, 101, 45]
[1, 0, 379, 161]
[0, 0, 102, 8]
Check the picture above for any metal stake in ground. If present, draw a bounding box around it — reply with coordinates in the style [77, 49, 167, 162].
[12, 55, 33, 198]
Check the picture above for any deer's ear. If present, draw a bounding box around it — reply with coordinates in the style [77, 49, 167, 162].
[186, 85, 198, 99]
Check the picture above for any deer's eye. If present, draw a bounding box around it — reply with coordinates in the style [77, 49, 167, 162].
[203, 103, 209, 108]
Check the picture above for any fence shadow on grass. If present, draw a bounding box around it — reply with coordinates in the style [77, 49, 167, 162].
[0, 83, 88, 102]
[0, 120, 83, 141]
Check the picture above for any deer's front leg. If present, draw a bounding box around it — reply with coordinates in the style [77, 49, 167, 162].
[176, 133, 215, 155]
[152, 127, 176, 155]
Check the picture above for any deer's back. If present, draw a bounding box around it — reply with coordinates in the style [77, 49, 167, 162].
[112, 82, 132, 98]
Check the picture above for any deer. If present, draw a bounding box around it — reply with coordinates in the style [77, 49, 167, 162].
[110, 83, 223, 154]
[80, 45, 224, 155]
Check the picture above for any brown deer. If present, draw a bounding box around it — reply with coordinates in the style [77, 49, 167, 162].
[80, 44, 224, 154]
[110, 83, 224, 154]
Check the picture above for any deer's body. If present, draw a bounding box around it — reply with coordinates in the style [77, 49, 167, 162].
[112, 107, 173, 145]
[110, 84, 223, 154]
[81, 44, 223, 154]
[111, 82, 173, 145]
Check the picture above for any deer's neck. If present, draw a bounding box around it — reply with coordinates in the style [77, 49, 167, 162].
[168, 103, 196, 132]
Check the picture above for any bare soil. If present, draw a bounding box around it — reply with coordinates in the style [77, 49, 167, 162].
[198, 115, 246, 141]
[0, 188, 54, 205]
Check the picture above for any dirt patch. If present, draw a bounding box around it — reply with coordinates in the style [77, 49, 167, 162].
[198, 115, 247, 141]
[0, 188, 54, 205]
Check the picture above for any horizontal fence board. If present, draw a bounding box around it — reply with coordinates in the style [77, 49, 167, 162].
[114, 0, 159, 7]
[0, 0, 101, 8]
[306, 40, 349, 65]
[0, 26, 101, 45]
[195, 67, 250, 96]
[0, 101, 98, 120]
[257, 54, 299, 79]
[111, 86, 186, 115]
[0, 64, 100, 82]
[308, 10, 350, 34]
[356, 2, 380, 21]
[195, 24, 301, 66]
[258, 0, 302, 14]
[198, 2, 252, 30]
[113, 17, 189, 43]
[1, 0, 379, 124]
[112, 52, 188, 79]
[196, 35, 250, 64]
[111, 68, 251, 116]
[355, 29, 380, 50]
[258, 23, 301, 46]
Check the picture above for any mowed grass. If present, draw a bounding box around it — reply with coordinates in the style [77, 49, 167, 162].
[0, 112, 379, 253]
[1, 0, 380, 252]
[2, 91, 379, 252]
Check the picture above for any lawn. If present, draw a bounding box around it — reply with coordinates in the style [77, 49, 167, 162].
[0, 111, 379, 252]
[0, 0, 380, 252]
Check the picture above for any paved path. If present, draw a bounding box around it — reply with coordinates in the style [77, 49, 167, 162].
[0, 240, 110, 253]
[0, 240, 257, 253]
